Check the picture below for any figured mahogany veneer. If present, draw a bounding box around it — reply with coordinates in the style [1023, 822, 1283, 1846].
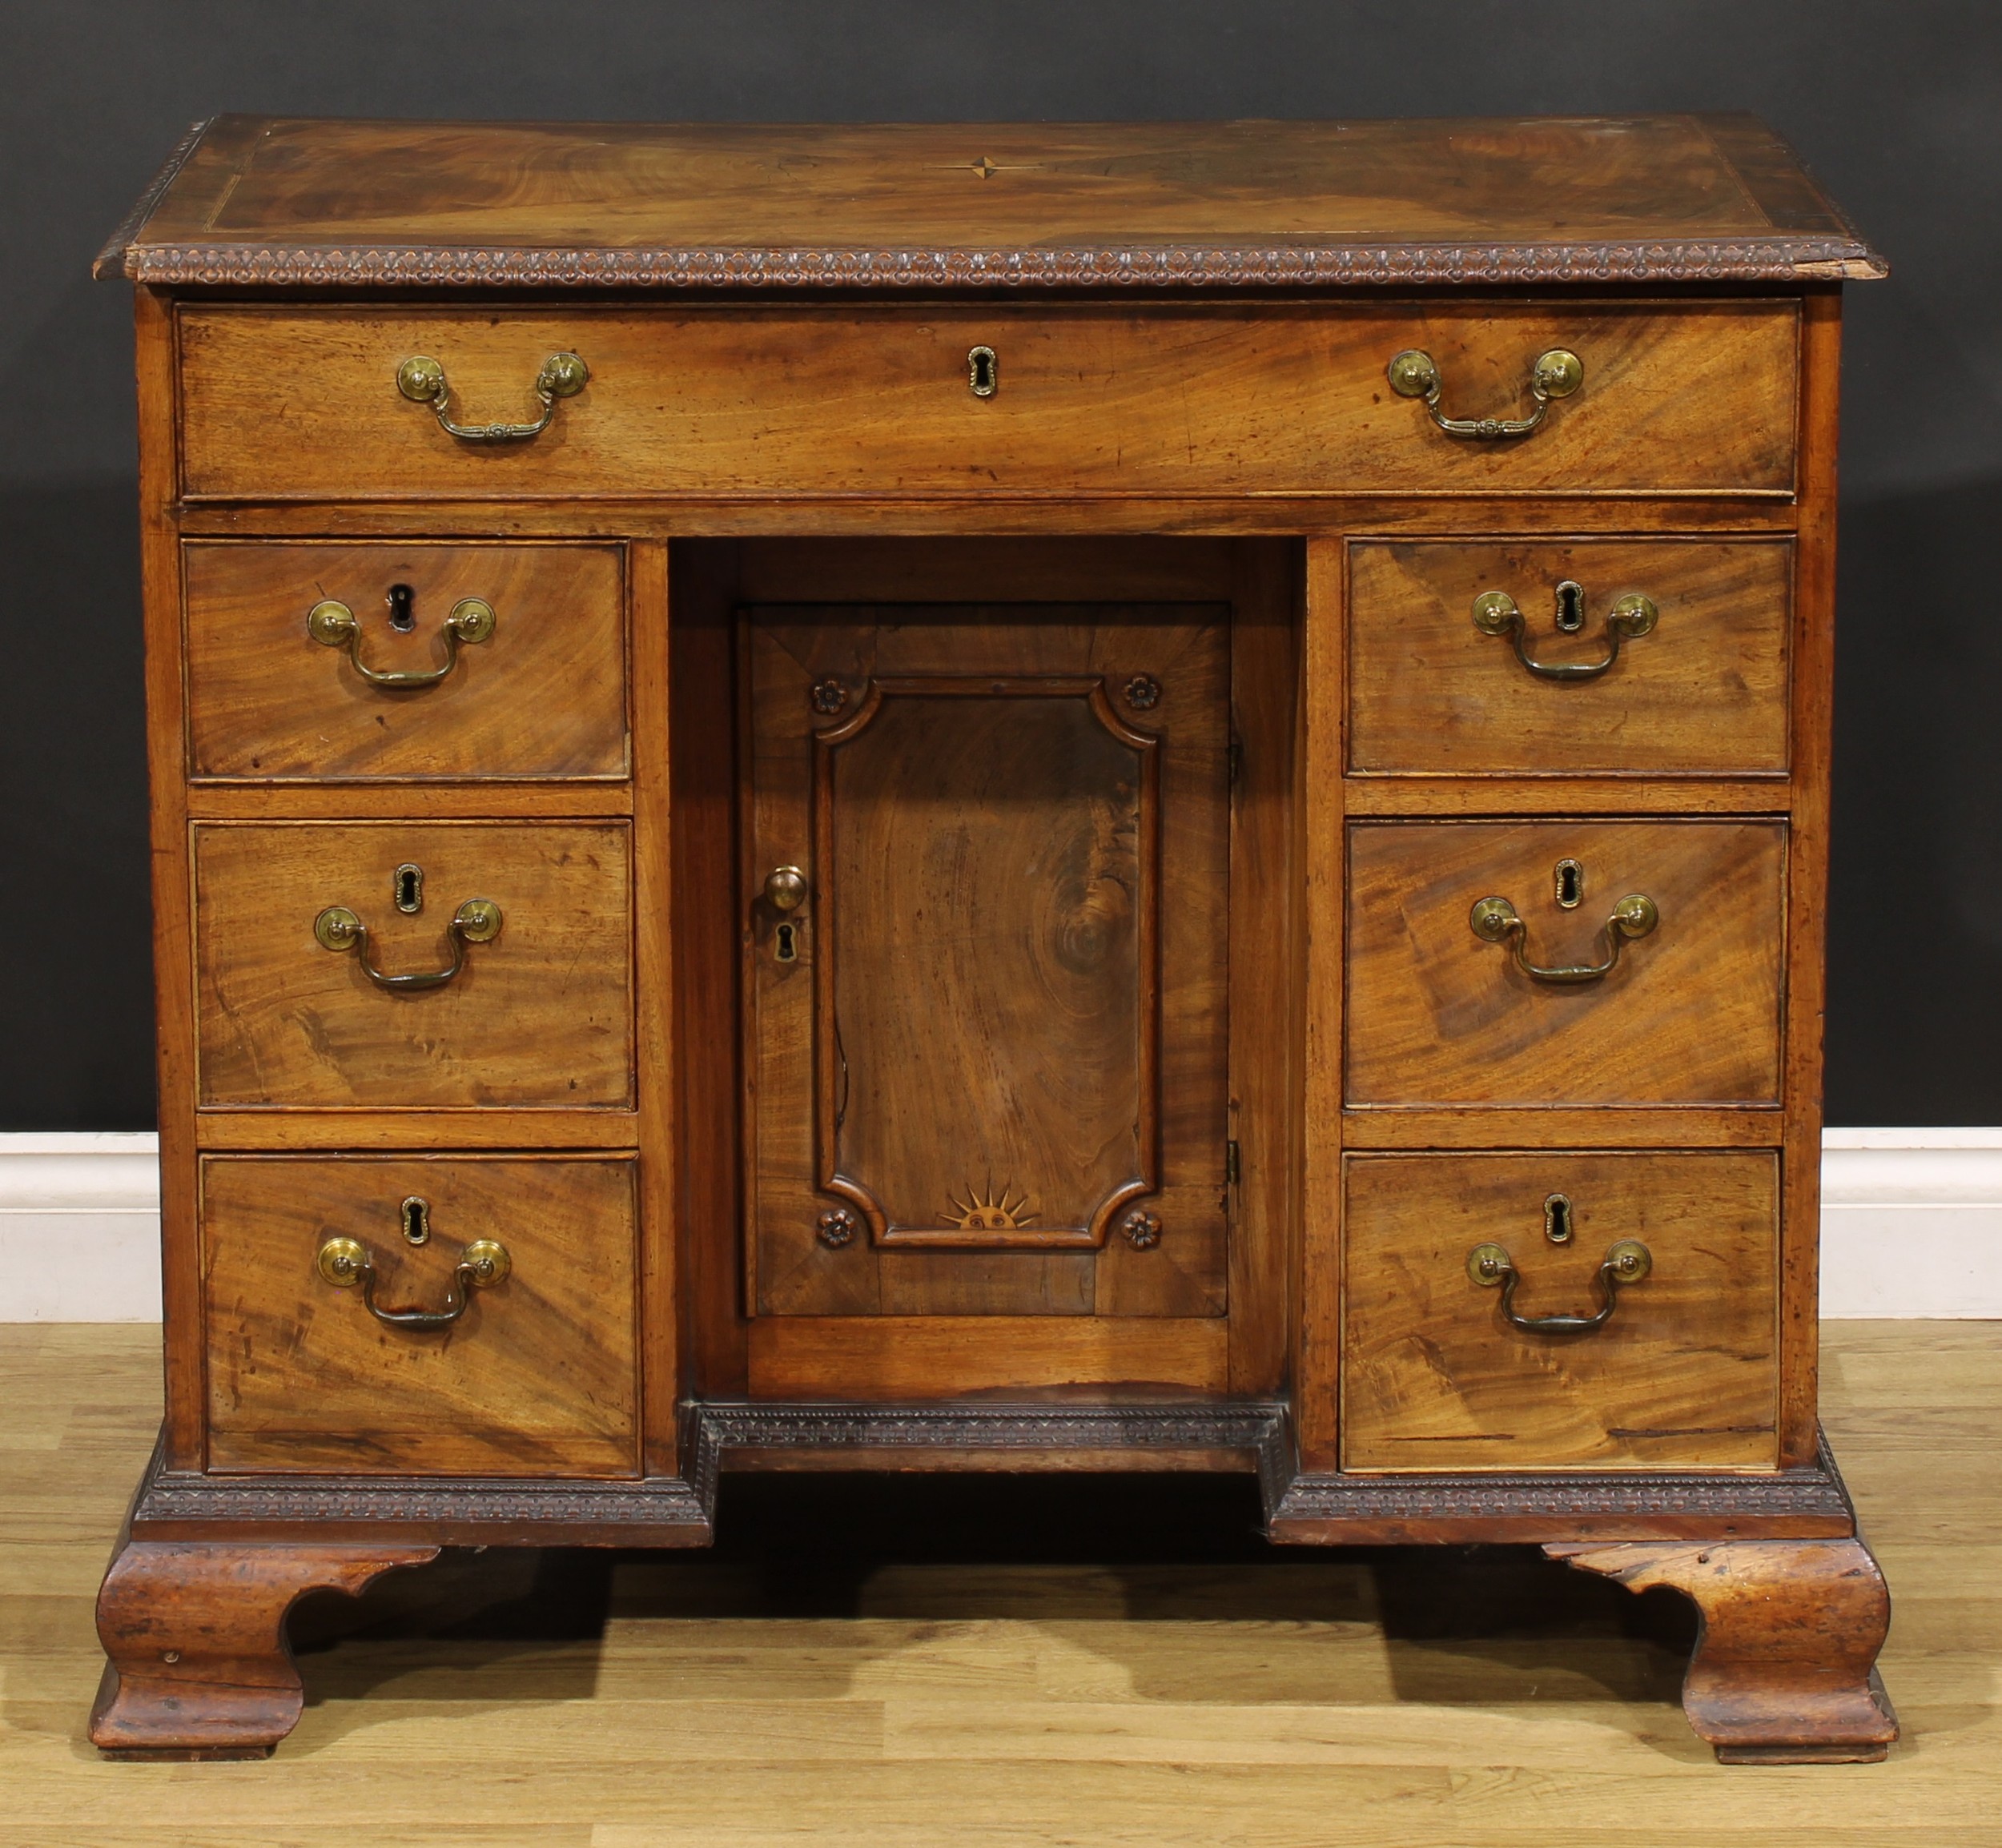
[1345, 819, 1787, 1107]
[1342, 1151, 1779, 1470]
[176, 302, 1801, 502]
[1348, 538, 1794, 776]
[184, 540, 629, 781]
[98, 115, 1891, 1765]
[192, 821, 635, 1110]
[97, 114, 1883, 286]
[201, 1155, 641, 1476]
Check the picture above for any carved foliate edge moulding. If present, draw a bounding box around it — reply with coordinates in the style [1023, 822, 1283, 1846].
[129, 1416, 1857, 1540]
[109, 237, 1886, 289]
[1266, 1432, 1858, 1533]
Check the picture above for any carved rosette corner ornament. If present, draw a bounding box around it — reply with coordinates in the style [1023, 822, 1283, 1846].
[1120, 1210, 1162, 1249]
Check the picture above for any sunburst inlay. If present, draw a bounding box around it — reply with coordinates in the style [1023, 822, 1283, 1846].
[944, 1180, 1037, 1231]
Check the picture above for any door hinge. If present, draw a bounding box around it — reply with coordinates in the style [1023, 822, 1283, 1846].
[1225, 1139, 1241, 1187]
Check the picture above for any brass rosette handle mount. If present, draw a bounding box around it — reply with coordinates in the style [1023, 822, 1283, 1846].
[1469, 890, 1658, 986]
[1467, 1238, 1652, 1335]
[308, 596, 495, 689]
[396, 351, 588, 443]
[314, 897, 503, 991]
[1387, 346, 1582, 438]
[316, 1233, 512, 1331]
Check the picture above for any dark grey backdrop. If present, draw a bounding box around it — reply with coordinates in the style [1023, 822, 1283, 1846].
[2, 1, 1996, 1128]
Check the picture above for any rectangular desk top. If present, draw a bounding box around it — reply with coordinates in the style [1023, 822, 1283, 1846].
[97, 114, 1883, 291]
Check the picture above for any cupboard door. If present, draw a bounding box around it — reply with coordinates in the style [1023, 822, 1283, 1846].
[744, 604, 1230, 1318]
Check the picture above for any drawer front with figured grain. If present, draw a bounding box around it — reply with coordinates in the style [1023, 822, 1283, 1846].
[193, 822, 634, 1109]
[176, 300, 1799, 501]
[1345, 819, 1785, 1107]
[1342, 1151, 1779, 1472]
[203, 1154, 640, 1475]
[1348, 537, 1793, 775]
[185, 540, 628, 781]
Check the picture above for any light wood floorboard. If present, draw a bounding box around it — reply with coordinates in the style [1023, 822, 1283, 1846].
[0, 1320, 1994, 1846]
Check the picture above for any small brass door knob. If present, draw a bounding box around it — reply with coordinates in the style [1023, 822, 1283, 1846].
[764, 866, 809, 912]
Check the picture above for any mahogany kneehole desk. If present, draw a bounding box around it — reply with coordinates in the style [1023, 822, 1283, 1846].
[91, 114, 1894, 1763]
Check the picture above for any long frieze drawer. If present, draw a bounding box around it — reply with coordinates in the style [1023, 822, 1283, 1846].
[175, 301, 1799, 500]
[1345, 819, 1784, 1107]
[203, 1155, 640, 1476]
[193, 822, 634, 1109]
[1341, 1151, 1779, 1472]
[185, 541, 628, 781]
[1348, 537, 1793, 775]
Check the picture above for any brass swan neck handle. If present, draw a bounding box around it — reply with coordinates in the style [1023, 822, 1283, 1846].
[1469, 891, 1658, 986]
[396, 352, 588, 443]
[314, 898, 502, 991]
[1471, 586, 1658, 681]
[1387, 346, 1582, 439]
[308, 597, 495, 689]
[1467, 1238, 1653, 1335]
[316, 1234, 511, 1330]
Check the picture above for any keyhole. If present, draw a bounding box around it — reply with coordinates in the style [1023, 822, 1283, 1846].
[388, 583, 416, 632]
[393, 863, 424, 914]
[1554, 580, 1586, 633]
[968, 346, 999, 398]
[401, 1196, 432, 1246]
[1554, 858, 1584, 910]
[775, 922, 798, 963]
[1544, 1193, 1574, 1244]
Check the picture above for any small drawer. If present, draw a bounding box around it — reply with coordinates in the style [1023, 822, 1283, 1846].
[185, 541, 628, 781]
[176, 301, 1799, 500]
[194, 822, 633, 1109]
[1345, 819, 1784, 1107]
[202, 1155, 639, 1475]
[1348, 538, 1792, 775]
[1342, 1151, 1779, 1471]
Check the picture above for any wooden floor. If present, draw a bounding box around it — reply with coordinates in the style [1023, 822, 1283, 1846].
[0, 1323, 1996, 1845]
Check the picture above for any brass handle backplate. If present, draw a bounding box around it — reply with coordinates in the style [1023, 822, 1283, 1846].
[308, 596, 496, 689]
[1469, 890, 1658, 985]
[316, 1232, 511, 1330]
[314, 898, 502, 990]
[1388, 346, 1582, 438]
[1471, 586, 1658, 681]
[396, 352, 588, 442]
[1467, 1237, 1652, 1335]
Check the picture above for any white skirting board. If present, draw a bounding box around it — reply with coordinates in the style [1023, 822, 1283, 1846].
[2, 1130, 2000, 1321]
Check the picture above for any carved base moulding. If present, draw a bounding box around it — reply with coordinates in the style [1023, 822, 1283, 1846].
[127, 1408, 1862, 1546]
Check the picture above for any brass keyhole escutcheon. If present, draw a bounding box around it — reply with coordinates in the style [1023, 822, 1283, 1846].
[968, 345, 999, 398]
[1554, 858, 1583, 910]
[401, 1195, 432, 1245]
[765, 866, 809, 911]
[774, 922, 799, 964]
[394, 863, 424, 914]
[1544, 1193, 1574, 1243]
